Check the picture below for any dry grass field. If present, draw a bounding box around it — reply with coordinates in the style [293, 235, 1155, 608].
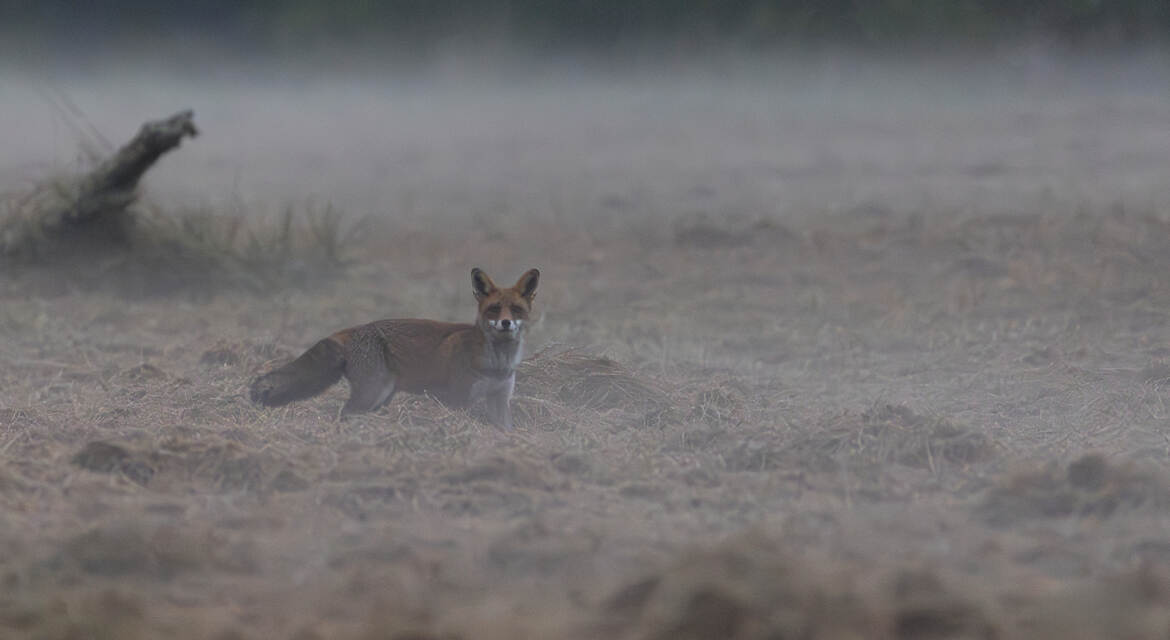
[3, 55, 1170, 638]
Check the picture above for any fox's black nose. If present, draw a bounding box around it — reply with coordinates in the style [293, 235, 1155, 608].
[500, 318, 512, 329]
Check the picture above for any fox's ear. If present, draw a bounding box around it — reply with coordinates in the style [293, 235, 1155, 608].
[514, 268, 540, 302]
[471, 268, 498, 301]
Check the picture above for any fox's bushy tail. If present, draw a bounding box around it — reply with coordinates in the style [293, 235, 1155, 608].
[250, 338, 345, 407]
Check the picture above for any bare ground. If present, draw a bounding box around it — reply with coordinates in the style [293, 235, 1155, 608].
[3, 57, 1170, 638]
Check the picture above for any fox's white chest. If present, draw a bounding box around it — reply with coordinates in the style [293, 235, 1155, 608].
[469, 374, 515, 403]
[480, 339, 523, 371]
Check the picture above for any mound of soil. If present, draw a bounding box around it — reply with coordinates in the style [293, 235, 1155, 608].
[978, 454, 1170, 526]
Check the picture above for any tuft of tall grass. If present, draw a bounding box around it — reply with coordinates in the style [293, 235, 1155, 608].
[1, 178, 369, 295]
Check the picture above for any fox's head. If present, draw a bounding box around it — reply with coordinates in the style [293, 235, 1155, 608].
[472, 268, 539, 341]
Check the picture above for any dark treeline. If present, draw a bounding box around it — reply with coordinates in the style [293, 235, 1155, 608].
[2, 0, 1168, 52]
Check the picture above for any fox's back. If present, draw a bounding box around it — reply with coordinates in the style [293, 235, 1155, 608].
[334, 319, 477, 394]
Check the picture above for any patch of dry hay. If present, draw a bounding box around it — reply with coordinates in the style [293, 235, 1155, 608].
[518, 347, 671, 414]
[793, 403, 997, 473]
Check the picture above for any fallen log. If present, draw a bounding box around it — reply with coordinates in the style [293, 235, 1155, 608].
[1, 109, 353, 296]
[65, 109, 198, 225]
[1, 109, 198, 256]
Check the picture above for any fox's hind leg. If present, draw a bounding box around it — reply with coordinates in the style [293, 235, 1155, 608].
[341, 360, 397, 416]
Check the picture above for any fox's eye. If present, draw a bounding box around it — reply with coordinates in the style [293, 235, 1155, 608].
[510, 305, 526, 317]
[486, 304, 502, 315]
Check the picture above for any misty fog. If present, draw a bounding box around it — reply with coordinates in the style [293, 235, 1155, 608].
[4, 35, 1170, 639]
[4, 51, 1168, 228]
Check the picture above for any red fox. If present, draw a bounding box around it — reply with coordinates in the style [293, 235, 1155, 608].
[250, 268, 539, 430]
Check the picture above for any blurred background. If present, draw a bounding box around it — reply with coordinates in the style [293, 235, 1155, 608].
[3, 0, 1169, 62]
[2, 1, 1167, 219]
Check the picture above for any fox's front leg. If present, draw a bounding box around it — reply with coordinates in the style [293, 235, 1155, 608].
[486, 385, 515, 431]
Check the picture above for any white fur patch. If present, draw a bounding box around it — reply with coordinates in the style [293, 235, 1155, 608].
[479, 328, 524, 372]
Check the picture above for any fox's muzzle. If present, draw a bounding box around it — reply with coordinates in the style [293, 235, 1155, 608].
[488, 318, 522, 334]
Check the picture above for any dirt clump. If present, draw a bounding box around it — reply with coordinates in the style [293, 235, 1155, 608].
[978, 453, 1170, 526]
[72, 441, 156, 486]
[885, 569, 998, 640]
